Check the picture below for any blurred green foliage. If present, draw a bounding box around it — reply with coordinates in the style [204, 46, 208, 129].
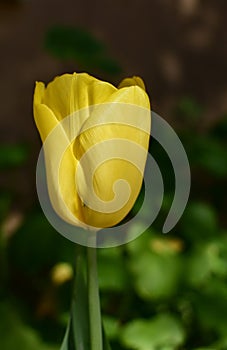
[45, 26, 122, 76]
[0, 144, 28, 169]
[0, 26, 227, 350]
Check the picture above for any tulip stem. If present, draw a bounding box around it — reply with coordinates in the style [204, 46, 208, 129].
[87, 243, 103, 350]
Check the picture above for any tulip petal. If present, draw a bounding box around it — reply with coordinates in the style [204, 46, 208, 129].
[34, 82, 60, 142]
[34, 81, 45, 105]
[34, 103, 59, 143]
[34, 100, 88, 228]
[118, 76, 146, 91]
[76, 85, 150, 151]
[73, 85, 151, 228]
[42, 73, 117, 122]
[106, 85, 150, 109]
[76, 142, 146, 227]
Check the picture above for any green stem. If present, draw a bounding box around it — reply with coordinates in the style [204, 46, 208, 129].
[72, 244, 89, 349]
[0, 229, 8, 296]
[87, 241, 103, 350]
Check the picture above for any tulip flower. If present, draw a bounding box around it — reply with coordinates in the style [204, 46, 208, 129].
[33, 72, 150, 230]
[34, 72, 151, 350]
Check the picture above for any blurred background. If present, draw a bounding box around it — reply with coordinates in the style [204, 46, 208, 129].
[0, 0, 227, 349]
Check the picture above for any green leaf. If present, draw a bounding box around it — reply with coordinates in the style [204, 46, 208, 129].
[175, 97, 203, 121]
[45, 26, 104, 60]
[186, 135, 227, 177]
[91, 55, 122, 75]
[0, 144, 28, 168]
[60, 246, 113, 350]
[60, 324, 70, 350]
[103, 316, 120, 340]
[212, 335, 227, 349]
[186, 245, 212, 286]
[60, 247, 90, 350]
[193, 348, 216, 350]
[120, 314, 185, 350]
[0, 302, 57, 350]
[102, 323, 112, 350]
[186, 237, 227, 286]
[98, 248, 129, 292]
[181, 202, 218, 241]
[126, 227, 155, 256]
[44, 25, 122, 75]
[130, 250, 181, 300]
[191, 280, 227, 337]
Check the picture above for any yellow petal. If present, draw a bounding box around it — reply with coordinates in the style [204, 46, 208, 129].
[71, 86, 150, 228]
[42, 73, 117, 121]
[34, 103, 59, 143]
[34, 81, 45, 104]
[118, 76, 146, 91]
[76, 85, 150, 135]
[34, 100, 86, 227]
[77, 145, 146, 228]
[33, 82, 59, 142]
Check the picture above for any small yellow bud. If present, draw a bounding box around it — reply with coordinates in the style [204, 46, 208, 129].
[51, 262, 73, 285]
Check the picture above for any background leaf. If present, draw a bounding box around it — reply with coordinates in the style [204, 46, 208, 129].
[0, 302, 57, 350]
[45, 26, 122, 75]
[120, 314, 185, 350]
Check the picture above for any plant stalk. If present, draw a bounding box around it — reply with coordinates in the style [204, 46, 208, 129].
[87, 243, 103, 350]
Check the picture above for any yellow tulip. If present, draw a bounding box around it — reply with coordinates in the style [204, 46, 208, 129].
[34, 72, 151, 229]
